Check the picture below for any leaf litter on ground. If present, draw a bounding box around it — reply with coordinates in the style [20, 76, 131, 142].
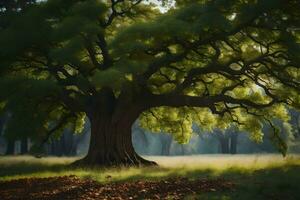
[0, 175, 234, 200]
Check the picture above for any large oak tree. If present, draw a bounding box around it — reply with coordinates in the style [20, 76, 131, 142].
[0, 0, 299, 166]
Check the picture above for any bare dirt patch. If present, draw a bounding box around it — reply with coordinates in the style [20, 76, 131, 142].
[0, 175, 234, 200]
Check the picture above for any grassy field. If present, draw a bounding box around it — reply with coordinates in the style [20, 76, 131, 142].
[1, 154, 300, 199]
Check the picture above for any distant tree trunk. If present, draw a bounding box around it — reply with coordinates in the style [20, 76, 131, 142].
[58, 134, 65, 156]
[139, 130, 149, 147]
[160, 134, 172, 155]
[47, 133, 78, 156]
[69, 137, 79, 156]
[62, 132, 79, 156]
[297, 114, 300, 137]
[49, 140, 55, 155]
[0, 116, 4, 135]
[6, 140, 15, 155]
[180, 144, 185, 155]
[55, 140, 63, 156]
[230, 132, 238, 154]
[220, 137, 229, 153]
[216, 130, 230, 154]
[48, 139, 63, 156]
[20, 138, 28, 154]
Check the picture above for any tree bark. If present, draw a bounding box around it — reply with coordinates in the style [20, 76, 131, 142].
[74, 112, 157, 166]
[73, 88, 157, 167]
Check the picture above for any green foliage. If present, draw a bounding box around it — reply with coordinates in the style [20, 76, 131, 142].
[140, 107, 194, 143]
[0, 0, 299, 155]
[0, 77, 60, 139]
[0, 0, 107, 142]
[126, 0, 299, 154]
[91, 68, 125, 89]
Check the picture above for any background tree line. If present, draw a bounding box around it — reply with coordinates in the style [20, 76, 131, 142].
[1, 109, 299, 156]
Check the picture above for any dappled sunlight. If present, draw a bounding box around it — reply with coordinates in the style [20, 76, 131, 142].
[0, 156, 78, 165]
[1, 155, 299, 182]
[146, 154, 300, 170]
[1, 155, 300, 199]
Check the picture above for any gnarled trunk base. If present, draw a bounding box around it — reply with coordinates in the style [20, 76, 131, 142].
[72, 112, 157, 167]
[73, 152, 157, 167]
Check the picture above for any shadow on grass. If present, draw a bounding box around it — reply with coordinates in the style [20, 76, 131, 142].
[185, 165, 300, 200]
[0, 156, 81, 180]
[0, 158, 70, 177]
[1, 156, 300, 200]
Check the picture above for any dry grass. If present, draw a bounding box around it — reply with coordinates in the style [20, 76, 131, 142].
[148, 154, 300, 169]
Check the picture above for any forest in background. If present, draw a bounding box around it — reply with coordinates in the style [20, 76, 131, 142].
[1, 108, 299, 156]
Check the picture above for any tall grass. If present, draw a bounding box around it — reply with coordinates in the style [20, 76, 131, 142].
[0, 154, 299, 183]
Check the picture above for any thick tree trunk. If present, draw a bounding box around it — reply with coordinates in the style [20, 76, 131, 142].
[74, 112, 157, 167]
[6, 140, 15, 155]
[20, 138, 28, 154]
[73, 87, 157, 167]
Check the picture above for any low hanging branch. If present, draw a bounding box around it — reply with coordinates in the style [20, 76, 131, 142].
[39, 113, 74, 147]
[1, 0, 299, 165]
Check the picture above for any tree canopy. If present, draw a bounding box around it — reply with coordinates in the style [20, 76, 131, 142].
[0, 0, 299, 159]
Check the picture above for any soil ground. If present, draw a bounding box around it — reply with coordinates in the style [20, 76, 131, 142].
[0, 175, 234, 200]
